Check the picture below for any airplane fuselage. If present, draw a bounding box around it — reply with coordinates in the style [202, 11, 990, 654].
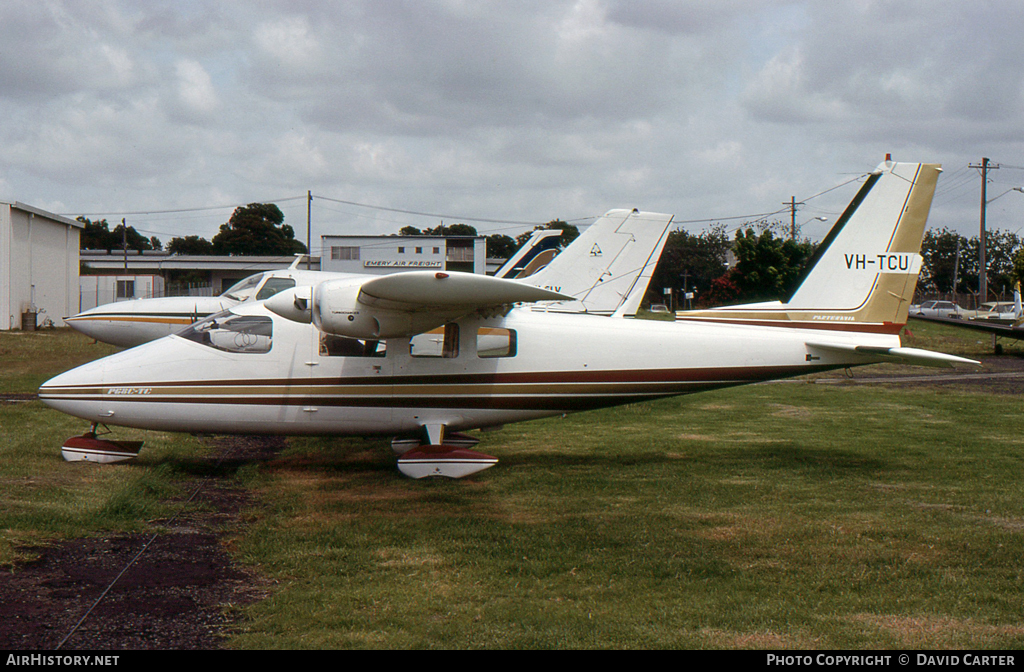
[39, 303, 896, 438]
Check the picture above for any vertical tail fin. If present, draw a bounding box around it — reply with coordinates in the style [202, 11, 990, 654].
[677, 160, 942, 333]
[494, 230, 562, 279]
[521, 209, 673, 315]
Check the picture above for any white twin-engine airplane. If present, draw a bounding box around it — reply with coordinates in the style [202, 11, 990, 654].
[63, 209, 671, 348]
[41, 161, 978, 477]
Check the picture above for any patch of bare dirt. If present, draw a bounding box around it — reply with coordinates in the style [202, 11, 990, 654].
[0, 435, 284, 650]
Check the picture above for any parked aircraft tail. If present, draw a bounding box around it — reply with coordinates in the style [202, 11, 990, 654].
[494, 230, 562, 279]
[677, 160, 942, 333]
[521, 209, 673, 316]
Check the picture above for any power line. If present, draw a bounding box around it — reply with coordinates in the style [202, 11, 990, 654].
[61, 195, 309, 218]
[312, 194, 547, 227]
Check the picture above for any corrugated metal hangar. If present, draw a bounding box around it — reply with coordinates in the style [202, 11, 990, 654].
[0, 202, 82, 330]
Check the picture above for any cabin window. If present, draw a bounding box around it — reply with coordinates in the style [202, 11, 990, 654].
[179, 313, 273, 354]
[256, 277, 296, 301]
[477, 327, 516, 358]
[410, 324, 459, 358]
[320, 334, 385, 357]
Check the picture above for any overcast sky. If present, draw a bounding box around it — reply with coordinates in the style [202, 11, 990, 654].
[2, 0, 1023, 252]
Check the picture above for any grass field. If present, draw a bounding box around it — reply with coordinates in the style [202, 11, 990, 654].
[3, 324, 1023, 649]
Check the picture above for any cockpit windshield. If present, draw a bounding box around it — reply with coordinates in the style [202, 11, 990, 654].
[179, 311, 273, 353]
[220, 273, 297, 302]
[256, 277, 296, 301]
[220, 273, 265, 301]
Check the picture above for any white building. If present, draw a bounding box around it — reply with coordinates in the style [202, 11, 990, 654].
[78, 274, 166, 312]
[79, 251, 320, 298]
[0, 202, 83, 330]
[322, 235, 487, 275]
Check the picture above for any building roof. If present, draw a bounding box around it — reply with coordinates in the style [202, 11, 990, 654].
[2, 201, 83, 228]
[80, 251, 321, 272]
[322, 234, 485, 241]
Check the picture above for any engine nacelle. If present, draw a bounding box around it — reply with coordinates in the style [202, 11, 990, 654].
[313, 281, 382, 338]
[313, 280, 449, 339]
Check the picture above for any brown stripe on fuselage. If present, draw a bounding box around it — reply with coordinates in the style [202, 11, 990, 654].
[37, 363, 841, 413]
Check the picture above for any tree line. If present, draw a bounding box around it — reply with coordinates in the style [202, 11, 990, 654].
[648, 220, 816, 308]
[395, 220, 579, 260]
[81, 200, 1021, 307]
[79, 204, 577, 262]
[646, 221, 1024, 309]
[79, 203, 307, 256]
[918, 227, 1023, 298]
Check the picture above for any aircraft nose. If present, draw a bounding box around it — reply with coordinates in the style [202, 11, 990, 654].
[38, 357, 110, 421]
[64, 310, 108, 341]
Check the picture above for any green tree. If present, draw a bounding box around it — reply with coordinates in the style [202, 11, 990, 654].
[396, 223, 480, 237]
[79, 217, 117, 250]
[649, 224, 731, 306]
[422, 222, 478, 236]
[516, 220, 579, 248]
[211, 203, 306, 256]
[920, 227, 1022, 297]
[485, 234, 517, 259]
[1013, 248, 1024, 288]
[920, 228, 969, 293]
[730, 222, 816, 303]
[983, 229, 1022, 298]
[78, 217, 153, 252]
[167, 235, 215, 255]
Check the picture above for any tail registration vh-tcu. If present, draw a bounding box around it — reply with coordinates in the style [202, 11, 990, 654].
[40, 160, 978, 477]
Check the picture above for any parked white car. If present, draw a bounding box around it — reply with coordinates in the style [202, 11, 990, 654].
[909, 300, 964, 319]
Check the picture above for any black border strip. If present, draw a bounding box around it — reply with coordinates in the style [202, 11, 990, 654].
[782, 171, 882, 303]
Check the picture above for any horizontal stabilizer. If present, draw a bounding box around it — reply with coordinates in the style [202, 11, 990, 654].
[806, 341, 980, 368]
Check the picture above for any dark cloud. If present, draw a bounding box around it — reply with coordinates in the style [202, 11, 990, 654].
[0, 1, 1018, 239]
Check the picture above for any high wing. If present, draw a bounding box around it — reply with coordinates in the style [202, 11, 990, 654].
[267, 208, 675, 333]
[266, 270, 572, 339]
[908, 282, 1024, 344]
[911, 313, 1024, 340]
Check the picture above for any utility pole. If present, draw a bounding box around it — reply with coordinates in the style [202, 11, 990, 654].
[122, 217, 127, 273]
[952, 238, 961, 299]
[306, 190, 312, 270]
[785, 196, 804, 240]
[969, 158, 1000, 301]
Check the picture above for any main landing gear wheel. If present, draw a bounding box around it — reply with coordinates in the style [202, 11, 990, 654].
[61, 423, 143, 464]
[391, 431, 497, 479]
